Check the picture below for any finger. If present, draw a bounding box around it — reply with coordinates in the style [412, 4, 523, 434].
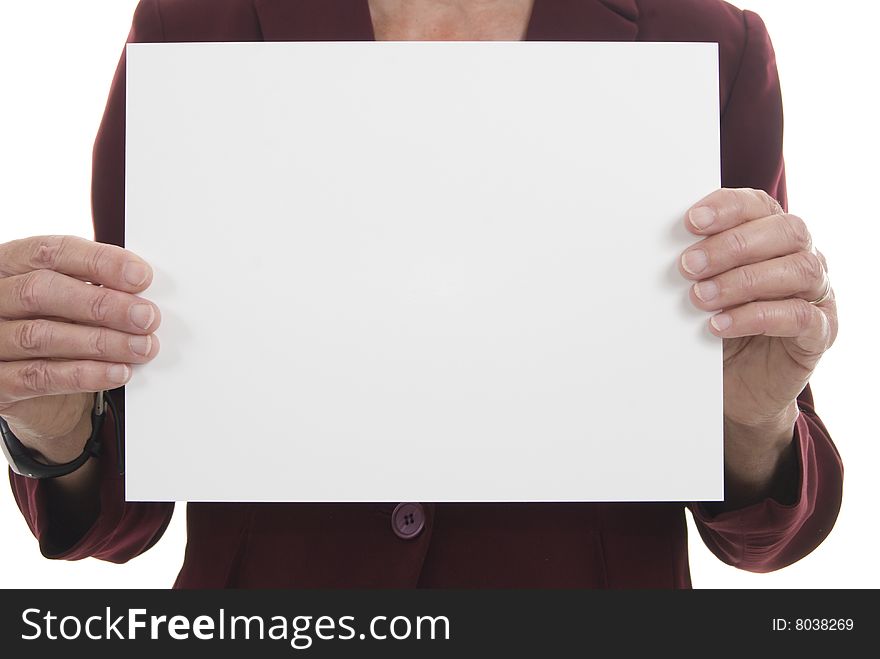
[679, 213, 812, 280]
[689, 251, 828, 312]
[0, 359, 133, 406]
[814, 247, 829, 273]
[0, 319, 159, 363]
[708, 299, 832, 355]
[0, 235, 152, 293]
[0, 270, 161, 334]
[685, 188, 784, 236]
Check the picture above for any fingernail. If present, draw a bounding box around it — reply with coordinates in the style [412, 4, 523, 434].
[108, 364, 131, 384]
[710, 313, 732, 332]
[129, 334, 152, 357]
[130, 304, 155, 330]
[689, 207, 716, 230]
[694, 280, 719, 302]
[124, 261, 150, 287]
[681, 249, 708, 275]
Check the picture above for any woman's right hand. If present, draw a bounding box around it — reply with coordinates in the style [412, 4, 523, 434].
[0, 235, 161, 465]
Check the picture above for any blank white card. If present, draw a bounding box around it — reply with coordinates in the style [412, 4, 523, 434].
[124, 42, 722, 502]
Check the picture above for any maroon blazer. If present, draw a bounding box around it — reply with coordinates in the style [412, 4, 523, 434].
[10, 0, 844, 588]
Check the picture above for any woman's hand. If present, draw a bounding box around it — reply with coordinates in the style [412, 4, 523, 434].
[0, 235, 161, 465]
[679, 188, 838, 507]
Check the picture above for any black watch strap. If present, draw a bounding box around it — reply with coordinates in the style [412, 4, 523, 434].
[1, 392, 108, 479]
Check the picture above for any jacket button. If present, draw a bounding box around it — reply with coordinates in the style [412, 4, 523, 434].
[391, 502, 425, 540]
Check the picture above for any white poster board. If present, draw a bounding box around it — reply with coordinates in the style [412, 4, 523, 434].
[124, 41, 722, 502]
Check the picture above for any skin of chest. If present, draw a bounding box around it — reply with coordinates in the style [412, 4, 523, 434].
[368, 0, 535, 40]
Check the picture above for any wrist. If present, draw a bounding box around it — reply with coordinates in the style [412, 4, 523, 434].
[724, 401, 799, 456]
[7, 394, 95, 465]
[719, 401, 800, 510]
[718, 401, 799, 509]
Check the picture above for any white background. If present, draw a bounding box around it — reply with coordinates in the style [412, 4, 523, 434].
[0, 0, 877, 588]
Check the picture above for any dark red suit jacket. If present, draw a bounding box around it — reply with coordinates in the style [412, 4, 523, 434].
[10, 0, 844, 588]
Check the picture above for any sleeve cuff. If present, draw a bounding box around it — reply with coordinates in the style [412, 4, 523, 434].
[8, 394, 129, 560]
[8, 389, 175, 564]
[690, 406, 843, 571]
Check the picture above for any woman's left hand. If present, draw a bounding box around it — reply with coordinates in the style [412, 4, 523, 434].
[679, 188, 839, 502]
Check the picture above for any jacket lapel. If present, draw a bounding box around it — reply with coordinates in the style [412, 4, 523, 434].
[254, 0, 375, 41]
[254, 0, 640, 42]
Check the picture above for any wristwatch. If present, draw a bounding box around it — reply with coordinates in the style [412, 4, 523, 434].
[0, 391, 120, 479]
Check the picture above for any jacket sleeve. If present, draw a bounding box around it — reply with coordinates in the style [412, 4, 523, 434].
[8, 0, 175, 563]
[687, 10, 844, 572]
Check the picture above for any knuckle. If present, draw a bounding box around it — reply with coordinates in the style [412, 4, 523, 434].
[793, 250, 824, 284]
[737, 265, 760, 294]
[792, 300, 814, 332]
[716, 188, 736, 206]
[28, 235, 64, 270]
[14, 320, 53, 354]
[13, 269, 52, 313]
[722, 229, 750, 260]
[89, 288, 113, 323]
[753, 304, 769, 331]
[754, 189, 784, 216]
[781, 214, 812, 251]
[725, 188, 746, 218]
[816, 311, 834, 352]
[19, 361, 53, 395]
[87, 327, 110, 357]
[86, 244, 111, 281]
[826, 311, 839, 348]
[69, 364, 85, 390]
